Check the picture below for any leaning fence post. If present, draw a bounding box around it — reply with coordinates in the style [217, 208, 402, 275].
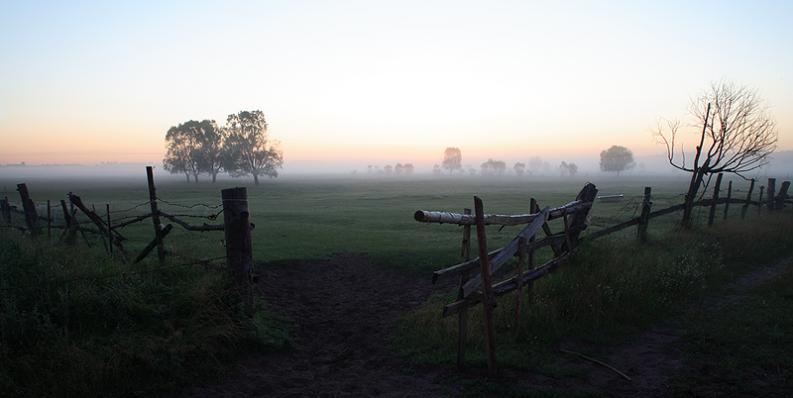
[708, 173, 723, 226]
[473, 196, 497, 373]
[456, 208, 471, 370]
[17, 183, 40, 236]
[741, 179, 755, 219]
[638, 186, 652, 242]
[775, 181, 790, 210]
[222, 187, 254, 316]
[723, 180, 732, 220]
[60, 199, 76, 245]
[767, 178, 776, 211]
[146, 166, 166, 265]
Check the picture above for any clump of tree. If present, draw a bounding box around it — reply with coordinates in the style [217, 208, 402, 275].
[600, 145, 635, 176]
[528, 156, 550, 175]
[513, 162, 526, 176]
[394, 163, 414, 175]
[432, 164, 442, 175]
[163, 110, 282, 184]
[558, 161, 578, 177]
[480, 159, 507, 176]
[656, 81, 777, 227]
[442, 147, 463, 174]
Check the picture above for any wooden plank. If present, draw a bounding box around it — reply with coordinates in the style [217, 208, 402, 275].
[473, 196, 497, 372]
[159, 212, 224, 231]
[707, 173, 723, 226]
[741, 178, 755, 219]
[461, 208, 550, 297]
[134, 224, 173, 263]
[414, 200, 591, 226]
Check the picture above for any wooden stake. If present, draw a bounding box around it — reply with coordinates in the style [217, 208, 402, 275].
[47, 200, 52, 239]
[60, 199, 76, 244]
[708, 173, 723, 226]
[515, 236, 527, 325]
[473, 196, 497, 373]
[758, 186, 765, 214]
[723, 180, 732, 220]
[146, 166, 166, 265]
[457, 208, 471, 370]
[528, 198, 537, 303]
[222, 187, 254, 315]
[741, 179, 754, 219]
[767, 178, 776, 211]
[17, 183, 40, 236]
[106, 203, 113, 257]
[637, 186, 652, 242]
[775, 181, 790, 210]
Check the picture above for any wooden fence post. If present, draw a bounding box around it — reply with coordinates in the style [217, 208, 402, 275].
[528, 198, 538, 302]
[60, 199, 76, 244]
[17, 183, 40, 236]
[1, 196, 8, 223]
[638, 186, 652, 242]
[767, 178, 776, 211]
[723, 180, 732, 220]
[775, 181, 790, 210]
[473, 196, 497, 373]
[708, 173, 723, 226]
[222, 187, 254, 315]
[146, 166, 166, 265]
[457, 208, 471, 369]
[47, 200, 52, 239]
[758, 186, 765, 214]
[515, 237, 527, 325]
[741, 179, 755, 219]
[106, 204, 113, 257]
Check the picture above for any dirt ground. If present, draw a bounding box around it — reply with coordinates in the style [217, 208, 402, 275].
[184, 254, 793, 397]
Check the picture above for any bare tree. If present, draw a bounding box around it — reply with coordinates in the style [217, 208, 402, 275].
[657, 81, 777, 227]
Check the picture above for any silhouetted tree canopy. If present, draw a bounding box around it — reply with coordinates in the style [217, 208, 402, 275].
[513, 162, 526, 176]
[558, 161, 578, 177]
[223, 110, 283, 185]
[599, 145, 635, 175]
[163, 120, 204, 182]
[480, 159, 506, 176]
[442, 147, 462, 174]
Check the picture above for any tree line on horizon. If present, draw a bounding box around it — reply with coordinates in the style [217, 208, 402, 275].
[163, 110, 282, 184]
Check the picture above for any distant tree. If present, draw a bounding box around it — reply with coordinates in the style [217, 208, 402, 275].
[403, 163, 415, 175]
[163, 120, 203, 182]
[432, 164, 442, 175]
[223, 110, 283, 185]
[394, 163, 404, 175]
[481, 159, 507, 176]
[367, 165, 373, 174]
[384, 165, 393, 175]
[656, 81, 778, 228]
[558, 161, 578, 177]
[195, 120, 226, 182]
[442, 147, 463, 174]
[513, 162, 526, 176]
[467, 166, 477, 176]
[528, 156, 550, 175]
[600, 145, 635, 176]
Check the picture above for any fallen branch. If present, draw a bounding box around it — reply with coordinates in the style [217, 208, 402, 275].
[559, 349, 632, 382]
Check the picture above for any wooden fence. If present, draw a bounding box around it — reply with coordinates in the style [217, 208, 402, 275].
[0, 166, 255, 312]
[414, 175, 792, 372]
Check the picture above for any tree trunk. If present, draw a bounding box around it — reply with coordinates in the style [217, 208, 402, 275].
[185, 173, 190, 183]
[193, 173, 199, 183]
[212, 172, 217, 183]
[253, 173, 259, 185]
[681, 169, 706, 228]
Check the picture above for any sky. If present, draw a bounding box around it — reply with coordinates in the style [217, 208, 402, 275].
[1, 0, 792, 173]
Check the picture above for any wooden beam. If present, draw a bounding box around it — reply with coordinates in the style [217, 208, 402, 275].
[414, 200, 591, 226]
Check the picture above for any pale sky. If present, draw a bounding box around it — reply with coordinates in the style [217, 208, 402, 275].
[1, 0, 791, 171]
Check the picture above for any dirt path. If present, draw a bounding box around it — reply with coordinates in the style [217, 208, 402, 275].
[184, 254, 456, 397]
[558, 255, 793, 397]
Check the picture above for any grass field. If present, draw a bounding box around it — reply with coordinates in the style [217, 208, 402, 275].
[0, 173, 729, 272]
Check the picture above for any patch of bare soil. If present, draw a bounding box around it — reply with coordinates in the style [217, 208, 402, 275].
[184, 254, 457, 397]
[557, 255, 793, 397]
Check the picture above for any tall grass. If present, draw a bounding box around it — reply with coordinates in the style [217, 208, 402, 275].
[395, 213, 793, 370]
[0, 231, 289, 397]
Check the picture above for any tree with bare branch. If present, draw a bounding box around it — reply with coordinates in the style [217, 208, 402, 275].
[656, 81, 777, 228]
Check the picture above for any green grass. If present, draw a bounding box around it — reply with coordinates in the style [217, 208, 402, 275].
[0, 231, 290, 397]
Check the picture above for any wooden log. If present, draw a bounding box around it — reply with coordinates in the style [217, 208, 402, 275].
[533, 198, 563, 256]
[69, 194, 126, 254]
[462, 208, 550, 297]
[17, 184, 40, 236]
[708, 173, 723, 226]
[457, 208, 471, 370]
[222, 187, 254, 315]
[111, 213, 152, 229]
[637, 187, 652, 242]
[723, 180, 732, 220]
[146, 166, 166, 265]
[528, 198, 538, 303]
[59, 199, 76, 244]
[775, 181, 790, 210]
[414, 200, 591, 226]
[741, 179, 755, 219]
[134, 224, 173, 263]
[767, 178, 776, 211]
[159, 211, 224, 231]
[473, 196, 497, 372]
